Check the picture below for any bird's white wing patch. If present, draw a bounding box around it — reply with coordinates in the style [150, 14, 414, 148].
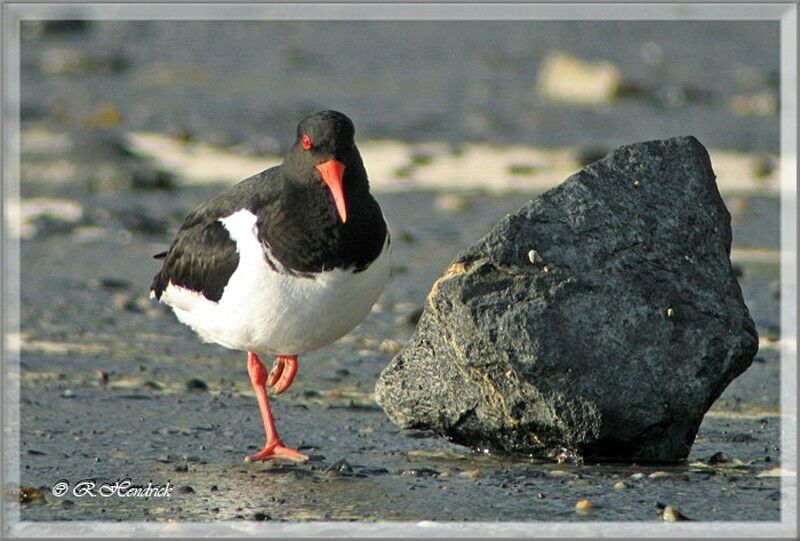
[219, 209, 259, 245]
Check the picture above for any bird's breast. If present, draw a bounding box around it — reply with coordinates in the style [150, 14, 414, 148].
[164, 208, 390, 355]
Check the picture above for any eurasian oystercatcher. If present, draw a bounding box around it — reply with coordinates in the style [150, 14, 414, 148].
[150, 111, 390, 462]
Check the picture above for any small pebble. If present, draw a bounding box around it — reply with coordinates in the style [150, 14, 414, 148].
[707, 451, 732, 464]
[98, 278, 131, 290]
[659, 503, 691, 522]
[459, 469, 482, 480]
[666, 307, 675, 318]
[185, 378, 208, 392]
[527, 249, 541, 264]
[19, 486, 46, 505]
[752, 153, 775, 178]
[177, 485, 194, 494]
[575, 499, 593, 514]
[629, 472, 645, 480]
[325, 459, 353, 475]
[252, 511, 270, 521]
[662, 506, 681, 521]
[765, 324, 780, 342]
[613, 481, 628, 490]
[648, 471, 671, 479]
[402, 467, 440, 478]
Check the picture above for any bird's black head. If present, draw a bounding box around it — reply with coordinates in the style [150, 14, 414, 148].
[296, 110, 355, 156]
[283, 110, 366, 224]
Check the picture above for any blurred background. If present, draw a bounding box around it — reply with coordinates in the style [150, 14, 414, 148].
[20, 20, 779, 151]
[14, 19, 785, 523]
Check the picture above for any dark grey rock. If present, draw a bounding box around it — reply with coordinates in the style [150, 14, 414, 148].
[376, 136, 758, 463]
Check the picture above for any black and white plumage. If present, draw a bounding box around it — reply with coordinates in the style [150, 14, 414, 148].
[150, 111, 390, 356]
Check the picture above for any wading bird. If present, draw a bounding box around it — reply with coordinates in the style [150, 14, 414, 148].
[151, 111, 390, 462]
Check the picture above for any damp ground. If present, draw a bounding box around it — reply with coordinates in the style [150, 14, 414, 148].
[13, 185, 783, 523]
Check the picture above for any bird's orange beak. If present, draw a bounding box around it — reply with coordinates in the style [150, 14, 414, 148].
[315, 159, 347, 223]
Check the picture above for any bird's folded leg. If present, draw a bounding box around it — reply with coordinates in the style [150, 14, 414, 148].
[266, 356, 285, 387]
[270, 355, 298, 395]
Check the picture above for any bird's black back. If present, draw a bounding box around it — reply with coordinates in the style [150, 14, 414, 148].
[150, 162, 388, 302]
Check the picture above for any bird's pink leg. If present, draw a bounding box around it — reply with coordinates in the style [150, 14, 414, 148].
[266, 356, 285, 387]
[244, 351, 308, 463]
[270, 355, 298, 395]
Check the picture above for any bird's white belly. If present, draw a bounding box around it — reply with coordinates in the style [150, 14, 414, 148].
[159, 210, 391, 355]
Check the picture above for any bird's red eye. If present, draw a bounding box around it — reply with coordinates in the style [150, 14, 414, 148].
[301, 134, 312, 150]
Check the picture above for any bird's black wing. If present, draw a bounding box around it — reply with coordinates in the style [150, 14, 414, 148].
[150, 220, 240, 302]
[150, 167, 281, 302]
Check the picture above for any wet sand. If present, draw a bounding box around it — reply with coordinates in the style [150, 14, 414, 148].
[14, 166, 782, 522]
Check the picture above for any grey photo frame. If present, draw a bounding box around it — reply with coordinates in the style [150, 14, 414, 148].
[2, 1, 797, 538]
